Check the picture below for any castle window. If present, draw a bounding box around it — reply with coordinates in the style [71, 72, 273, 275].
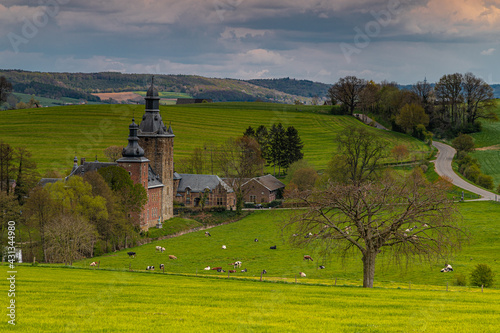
[217, 197, 223, 205]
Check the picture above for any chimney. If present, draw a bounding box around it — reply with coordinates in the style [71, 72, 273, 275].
[81, 157, 86, 165]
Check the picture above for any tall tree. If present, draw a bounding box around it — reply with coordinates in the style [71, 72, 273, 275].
[0, 141, 14, 194]
[327, 76, 367, 115]
[13, 146, 39, 205]
[217, 136, 264, 214]
[0, 76, 12, 105]
[395, 103, 429, 134]
[103, 145, 123, 162]
[268, 123, 286, 176]
[462, 72, 497, 124]
[283, 126, 304, 171]
[434, 73, 464, 127]
[24, 187, 53, 262]
[284, 170, 464, 288]
[326, 125, 387, 185]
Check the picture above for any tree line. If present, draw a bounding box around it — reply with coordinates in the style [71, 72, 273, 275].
[0, 142, 148, 264]
[328, 73, 497, 139]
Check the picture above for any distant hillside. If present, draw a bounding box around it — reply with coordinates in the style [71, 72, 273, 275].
[0, 70, 325, 104]
[247, 77, 331, 98]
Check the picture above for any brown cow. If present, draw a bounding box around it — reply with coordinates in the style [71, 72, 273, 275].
[169, 255, 177, 260]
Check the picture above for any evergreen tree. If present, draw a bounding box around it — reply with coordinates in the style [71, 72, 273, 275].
[283, 126, 304, 170]
[255, 125, 270, 162]
[268, 123, 286, 176]
[243, 126, 256, 137]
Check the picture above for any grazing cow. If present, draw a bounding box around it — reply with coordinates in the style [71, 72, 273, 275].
[229, 270, 237, 273]
[230, 261, 242, 268]
[254, 238, 258, 242]
[127, 252, 136, 258]
[146, 266, 155, 270]
[262, 269, 267, 274]
[300, 272, 306, 277]
[423, 224, 429, 228]
[241, 268, 247, 273]
[159, 264, 164, 270]
[205, 231, 211, 237]
[169, 255, 177, 260]
[161, 247, 165, 253]
[305, 232, 313, 238]
[211, 267, 222, 270]
[90, 262, 97, 267]
[156, 246, 162, 252]
[204, 266, 211, 270]
[303, 255, 313, 261]
[319, 265, 325, 269]
[441, 264, 453, 273]
[292, 234, 298, 237]
[222, 245, 227, 250]
[217, 268, 225, 273]
[270, 245, 277, 249]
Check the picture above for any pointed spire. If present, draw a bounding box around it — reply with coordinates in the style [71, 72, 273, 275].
[121, 118, 145, 158]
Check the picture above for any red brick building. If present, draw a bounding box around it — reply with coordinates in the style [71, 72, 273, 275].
[241, 174, 285, 203]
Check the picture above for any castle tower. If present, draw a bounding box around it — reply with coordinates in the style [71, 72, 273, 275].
[138, 77, 175, 221]
[117, 118, 151, 229]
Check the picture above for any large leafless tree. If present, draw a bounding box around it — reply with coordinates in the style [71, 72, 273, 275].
[284, 171, 464, 288]
[217, 136, 264, 214]
[328, 76, 367, 115]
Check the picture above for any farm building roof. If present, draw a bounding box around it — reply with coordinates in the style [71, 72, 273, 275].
[245, 174, 285, 192]
[176, 174, 233, 193]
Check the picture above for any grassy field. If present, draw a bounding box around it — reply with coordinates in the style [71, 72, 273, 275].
[0, 102, 430, 175]
[72, 201, 500, 288]
[470, 100, 500, 185]
[2, 265, 499, 332]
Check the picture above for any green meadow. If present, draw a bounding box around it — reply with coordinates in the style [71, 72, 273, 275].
[2, 265, 499, 332]
[0, 102, 430, 175]
[73, 201, 500, 288]
[470, 100, 500, 184]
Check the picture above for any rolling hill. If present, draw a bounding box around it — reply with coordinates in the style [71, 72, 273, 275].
[0, 70, 330, 104]
[0, 102, 430, 175]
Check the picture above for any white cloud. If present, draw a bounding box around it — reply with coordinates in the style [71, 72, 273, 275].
[481, 48, 496, 55]
[235, 49, 288, 65]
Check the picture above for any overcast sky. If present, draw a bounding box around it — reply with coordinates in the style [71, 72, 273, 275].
[1, 0, 499, 84]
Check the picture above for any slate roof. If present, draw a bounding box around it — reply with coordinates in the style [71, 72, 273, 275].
[66, 161, 118, 180]
[38, 178, 61, 187]
[245, 174, 285, 192]
[148, 165, 163, 189]
[138, 77, 174, 138]
[177, 174, 233, 193]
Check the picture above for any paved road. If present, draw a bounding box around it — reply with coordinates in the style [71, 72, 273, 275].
[432, 141, 497, 201]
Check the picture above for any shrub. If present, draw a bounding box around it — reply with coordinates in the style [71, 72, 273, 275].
[476, 174, 494, 190]
[470, 264, 495, 288]
[464, 165, 480, 183]
[454, 273, 467, 286]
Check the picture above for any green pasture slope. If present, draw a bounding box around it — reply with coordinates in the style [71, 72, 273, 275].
[75, 201, 500, 288]
[471, 100, 500, 184]
[2, 266, 498, 332]
[0, 102, 429, 175]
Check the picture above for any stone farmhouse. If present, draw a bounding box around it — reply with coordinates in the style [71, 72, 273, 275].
[174, 173, 235, 210]
[242, 174, 285, 204]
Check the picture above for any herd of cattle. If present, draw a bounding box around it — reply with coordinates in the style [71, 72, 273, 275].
[91, 230, 454, 276]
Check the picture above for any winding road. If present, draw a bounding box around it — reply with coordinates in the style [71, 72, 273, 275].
[432, 141, 497, 201]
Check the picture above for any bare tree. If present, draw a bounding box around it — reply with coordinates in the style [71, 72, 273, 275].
[326, 125, 387, 185]
[103, 145, 124, 162]
[0, 76, 12, 105]
[284, 171, 464, 288]
[462, 72, 497, 124]
[45, 214, 97, 265]
[217, 136, 264, 214]
[328, 76, 367, 115]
